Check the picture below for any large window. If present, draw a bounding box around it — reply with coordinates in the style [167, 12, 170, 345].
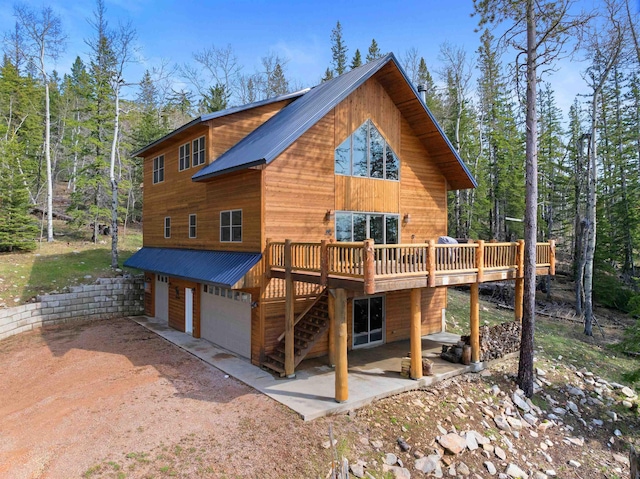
[153, 155, 165, 184]
[164, 217, 171, 238]
[179, 143, 191, 171]
[189, 214, 197, 238]
[353, 296, 384, 348]
[192, 136, 206, 166]
[335, 119, 399, 180]
[220, 209, 242, 242]
[335, 212, 399, 244]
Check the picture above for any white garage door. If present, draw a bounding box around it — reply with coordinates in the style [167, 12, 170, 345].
[155, 275, 169, 321]
[200, 285, 251, 358]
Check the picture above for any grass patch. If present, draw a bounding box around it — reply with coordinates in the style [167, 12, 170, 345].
[0, 220, 142, 305]
[447, 287, 640, 388]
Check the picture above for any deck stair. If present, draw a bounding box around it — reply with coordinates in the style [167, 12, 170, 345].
[262, 290, 329, 376]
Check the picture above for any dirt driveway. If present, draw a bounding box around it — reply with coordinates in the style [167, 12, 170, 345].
[0, 318, 334, 478]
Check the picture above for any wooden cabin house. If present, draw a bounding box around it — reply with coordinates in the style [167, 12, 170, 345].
[125, 54, 554, 402]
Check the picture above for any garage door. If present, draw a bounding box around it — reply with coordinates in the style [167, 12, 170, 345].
[200, 285, 251, 358]
[155, 275, 169, 321]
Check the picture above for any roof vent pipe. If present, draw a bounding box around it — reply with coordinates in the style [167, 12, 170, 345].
[417, 84, 427, 104]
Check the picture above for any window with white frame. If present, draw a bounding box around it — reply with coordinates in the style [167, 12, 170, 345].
[153, 155, 165, 184]
[179, 142, 191, 171]
[220, 209, 242, 242]
[335, 119, 399, 180]
[192, 136, 206, 166]
[189, 214, 197, 238]
[164, 217, 171, 238]
[203, 284, 251, 303]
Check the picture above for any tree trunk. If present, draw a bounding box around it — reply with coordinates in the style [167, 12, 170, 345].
[584, 96, 598, 337]
[109, 82, 120, 269]
[517, 0, 538, 398]
[45, 80, 53, 242]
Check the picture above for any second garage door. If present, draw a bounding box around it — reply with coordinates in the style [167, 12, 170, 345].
[200, 285, 251, 358]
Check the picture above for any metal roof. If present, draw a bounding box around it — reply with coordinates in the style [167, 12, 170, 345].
[191, 53, 475, 188]
[132, 89, 309, 158]
[124, 247, 262, 287]
[192, 55, 396, 181]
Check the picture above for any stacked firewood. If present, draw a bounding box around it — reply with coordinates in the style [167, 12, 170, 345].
[441, 321, 521, 364]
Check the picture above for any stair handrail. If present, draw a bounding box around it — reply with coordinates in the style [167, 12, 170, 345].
[277, 288, 327, 342]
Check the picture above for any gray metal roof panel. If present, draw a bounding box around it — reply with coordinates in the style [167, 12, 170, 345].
[131, 89, 309, 157]
[123, 247, 262, 287]
[192, 54, 395, 181]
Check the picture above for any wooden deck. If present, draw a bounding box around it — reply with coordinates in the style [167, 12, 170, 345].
[267, 239, 555, 293]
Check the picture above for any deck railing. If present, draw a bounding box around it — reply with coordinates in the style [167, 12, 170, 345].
[267, 239, 555, 293]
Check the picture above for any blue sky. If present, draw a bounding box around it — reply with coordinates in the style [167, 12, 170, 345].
[0, 0, 602, 115]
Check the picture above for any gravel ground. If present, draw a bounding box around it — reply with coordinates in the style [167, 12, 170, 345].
[0, 318, 334, 478]
[1, 317, 638, 479]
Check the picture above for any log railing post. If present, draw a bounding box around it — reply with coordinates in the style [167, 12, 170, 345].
[410, 288, 422, 380]
[549, 239, 556, 276]
[266, 237, 274, 280]
[363, 239, 375, 295]
[284, 239, 295, 378]
[334, 288, 348, 403]
[476, 240, 484, 283]
[320, 239, 328, 286]
[427, 239, 436, 287]
[470, 282, 480, 364]
[517, 239, 525, 278]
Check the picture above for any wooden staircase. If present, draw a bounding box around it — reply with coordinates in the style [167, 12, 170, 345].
[262, 290, 330, 376]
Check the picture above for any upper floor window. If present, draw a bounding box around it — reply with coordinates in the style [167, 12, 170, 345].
[153, 155, 165, 184]
[179, 142, 191, 171]
[335, 119, 399, 181]
[192, 136, 206, 166]
[335, 211, 399, 244]
[220, 209, 242, 242]
[164, 217, 171, 238]
[189, 214, 197, 238]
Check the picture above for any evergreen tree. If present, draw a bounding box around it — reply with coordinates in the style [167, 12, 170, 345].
[266, 62, 289, 97]
[350, 49, 362, 69]
[321, 67, 334, 83]
[199, 83, 229, 113]
[330, 21, 348, 75]
[366, 39, 382, 62]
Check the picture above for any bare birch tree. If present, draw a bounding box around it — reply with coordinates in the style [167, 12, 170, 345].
[581, 0, 628, 335]
[13, 5, 65, 243]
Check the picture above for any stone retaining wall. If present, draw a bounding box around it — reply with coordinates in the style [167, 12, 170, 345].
[0, 276, 145, 341]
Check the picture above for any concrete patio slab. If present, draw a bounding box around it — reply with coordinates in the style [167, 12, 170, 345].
[129, 315, 473, 420]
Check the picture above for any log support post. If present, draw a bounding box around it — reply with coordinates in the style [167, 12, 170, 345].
[334, 288, 348, 403]
[363, 239, 375, 295]
[427, 239, 436, 287]
[549, 239, 556, 276]
[476, 239, 484, 283]
[470, 282, 480, 364]
[284, 239, 296, 378]
[328, 291, 335, 367]
[410, 288, 422, 380]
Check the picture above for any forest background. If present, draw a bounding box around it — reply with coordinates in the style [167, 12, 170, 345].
[1, 0, 639, 337]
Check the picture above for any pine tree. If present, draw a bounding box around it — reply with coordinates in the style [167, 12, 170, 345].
[199, 83, 229, 112]
[266, 63, 289, 97]
[350, 49, 362, 69]
[366, 39, 382, 62]
[330, 21, 348, 75]
[321, 67, 334, 83]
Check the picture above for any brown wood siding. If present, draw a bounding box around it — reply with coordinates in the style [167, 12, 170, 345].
[264, 113, 336, 242]
[385, 287, 445, 343]
[335, 176, 399, 213]
[399, 115, 448, 242]
[144, 271, 155, 317]
[144, 169, 261, 252]
[142, 99, 295, 252]
[167, 277, 199, 333]
[206, 100, 292, 160]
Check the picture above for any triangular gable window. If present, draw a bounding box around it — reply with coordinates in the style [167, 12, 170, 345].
[335, 119, 399, 181]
